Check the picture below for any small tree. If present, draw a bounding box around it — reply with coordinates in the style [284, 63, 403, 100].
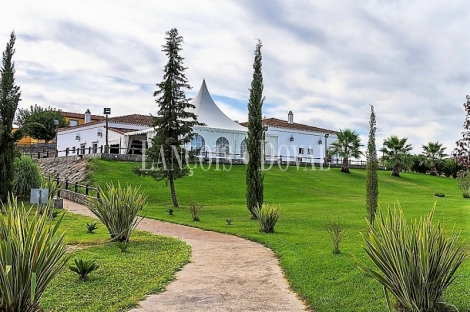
[146, 28, 203, 207]
[0, 32, 23, 204]
[246, 40, 265, 218]
[453, 95, 470, 168]
[421, 142, 447, 176]
[365, 105, 378, 225]
[16, 104, 68, 147]
[381, 136, 412, 177]
[328, 129, 363, 173]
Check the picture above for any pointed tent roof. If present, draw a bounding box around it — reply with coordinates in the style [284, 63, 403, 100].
[189, 80, 246, 131]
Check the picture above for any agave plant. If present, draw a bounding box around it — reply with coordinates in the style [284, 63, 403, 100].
[87, 182, 147, 242]
[0, 197, 70, 312]
[253, 203, 282, 233]
[69, 258, 99, 281]
[357, 203, 468, 312]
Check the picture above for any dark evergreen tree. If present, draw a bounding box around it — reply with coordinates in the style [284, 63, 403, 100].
[147, 28, 202, 207]
[0, 32, 22, 204]
[246, 40, 264, 218]
[365, 105, 378, 226]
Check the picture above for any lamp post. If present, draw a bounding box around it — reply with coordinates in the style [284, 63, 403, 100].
[103, 108, 111, 153]
[54, 119, 59, 157]
[324, 133, 329, 165]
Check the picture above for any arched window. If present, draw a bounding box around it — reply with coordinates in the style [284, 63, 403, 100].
[191, 134, 205, 153]
[216, 137, 229, 156]
[240, 139, 247, 157]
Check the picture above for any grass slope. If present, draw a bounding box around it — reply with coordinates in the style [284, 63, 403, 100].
[40, 212, 191, 312]
[89, 159, 470, 312]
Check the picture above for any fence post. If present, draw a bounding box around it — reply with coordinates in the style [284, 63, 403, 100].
[37, 152, 40, 158]
[74, 182, 78, 193]
[65, 179, 69, 190]
[100, 145, 103, 153]
[85, 184, 89, 195]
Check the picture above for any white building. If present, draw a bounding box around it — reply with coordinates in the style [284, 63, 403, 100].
[57, 80, 337, 163]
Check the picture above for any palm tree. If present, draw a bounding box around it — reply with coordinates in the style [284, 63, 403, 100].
[328, 129, 363, 173]
[421, 142, 447, 176]
[381, 136, 412, 177]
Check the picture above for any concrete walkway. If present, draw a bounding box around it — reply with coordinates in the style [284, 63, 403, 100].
[64, 199, 307, 312]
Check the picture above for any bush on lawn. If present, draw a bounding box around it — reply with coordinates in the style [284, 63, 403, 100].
[13, 156, 41, 198]
[357, 203, 468, 312]
[254, 203, 282, 233]
[87, 182, 147, 242]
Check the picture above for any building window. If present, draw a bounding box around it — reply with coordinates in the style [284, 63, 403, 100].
[216, 137, 229, 156]
[240, 139, 247, 156]
[191, 134, 205, 153]
[307, 148, 313, 155]
[69, 119, 78, 126]
[299, 148, 305, 154]
[80, 144, 86, 155]
[92, 142, 98, 154]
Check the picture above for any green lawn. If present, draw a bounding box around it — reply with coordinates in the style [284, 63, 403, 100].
[88, 159, 470, 312]
[40, 212, 191, 312]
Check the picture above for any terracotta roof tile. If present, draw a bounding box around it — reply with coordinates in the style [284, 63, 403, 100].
[108, 127, 140, 135]
[107, 114, 153, 126]
[61, 111, 104, 121]
[240, 118, 336, 134]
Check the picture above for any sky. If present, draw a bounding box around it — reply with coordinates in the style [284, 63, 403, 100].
[1, 0, 469, 154]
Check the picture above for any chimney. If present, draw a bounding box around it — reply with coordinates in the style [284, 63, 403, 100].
[288, 111, 293, 124]
[84, 109, 91, 123]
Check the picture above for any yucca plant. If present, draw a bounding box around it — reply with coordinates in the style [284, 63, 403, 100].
[326, 221, 345, 254]
[115, 241, 128, 253]
[69, 258, 99, 281]
[0, 197, 70, 312]
[189, 201, 203, 221]
[87, 182, 147, 242]
[357, 203, 468, 312]
[86, 222, 98, 233]
[253, 203, 282, 233]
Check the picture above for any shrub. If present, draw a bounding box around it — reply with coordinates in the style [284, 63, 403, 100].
[326, 221, 345, 254]
[166, 208, 174, 215]
[225, 218, 233, 225]
[457, 170, 470, 198]
[0, 197, 70, 311]
[253, 203, 282, 233]
[87, 182, 147, 242]
[40, 176, 60, 201]
[13, 156, 41, 198]
[189, 201, 203, 221]
[86, 222, 98, 233]
[69, 258, 99, 281]
[357, 204, 468, 312]
[115, 241, 128, 253]
[434, 192, 445, 198]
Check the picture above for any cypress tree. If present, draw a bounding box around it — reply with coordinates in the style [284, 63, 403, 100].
[366, 105, 378, 225]
[246, 40, 264, 218]
[147, 28, 202, 207]
[0, 32, 22, 204]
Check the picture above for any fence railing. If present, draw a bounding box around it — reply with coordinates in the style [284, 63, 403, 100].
[49, 176, 100, 199]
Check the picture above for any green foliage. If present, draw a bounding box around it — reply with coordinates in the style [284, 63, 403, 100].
[434, 192, 446, 198]
[381, 135, 413, 177]
[326, 221, 345, 254]
[421, 142, 448, 176]
[357, 204, 468, 312]
[253, 203, 282, 233]
[146, 28, 203, 208]
[189, 200, 203, 221]
[15, 104, 68, 144]
[452, 95, 470, 168]
[69, 258, 99, 281]
[115, 241, 128, 253]
[13, 156, 41, 198]
[456, 170, 470, 198]
[0, 197, 70, 312]
[225, 218, 233, 225]
[86, 222, 98, 233]
[366, 105, 378, 225]
[0, 32, 22, 204]
[328, 129, 363, 173]
[40, 176, 60, 200]
[166, 208, 174, 215]
[246, 40, 265, 219]
[87, 182, 147, 242]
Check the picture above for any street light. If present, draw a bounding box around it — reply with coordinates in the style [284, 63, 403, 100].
[54, 119, 59, 157]
[103, 108, 111, 153]
[263, 126, 268, 161]
[324, 133, 329, 165]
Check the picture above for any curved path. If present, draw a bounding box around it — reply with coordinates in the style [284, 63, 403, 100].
[63, 199, 307, 312]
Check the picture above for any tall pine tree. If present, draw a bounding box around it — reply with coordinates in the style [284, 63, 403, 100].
[365, 105, 378, 225]
[0, 32, 23, 204]
[246, 40, 264, 218]
[147, 28, 202, 207]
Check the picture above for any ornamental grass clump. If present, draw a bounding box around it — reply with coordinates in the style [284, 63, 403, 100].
[0, 197, 70, 312]
[357, 203, 468, 312]
[254, 203, 282, 233]
[326, 221, 345, 254]
[87, 182, 147, 242]
[69, 258, 99, 281]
